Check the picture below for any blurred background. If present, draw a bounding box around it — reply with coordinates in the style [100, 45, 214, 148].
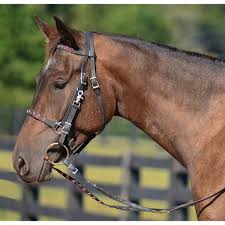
[1, 4, 225, 221]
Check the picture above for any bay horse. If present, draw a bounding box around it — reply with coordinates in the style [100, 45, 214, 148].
[13, 17, 225, 220]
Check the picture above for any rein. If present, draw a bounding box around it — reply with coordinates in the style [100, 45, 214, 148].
[49, 158, 225, 214]
[27, 31, 225, 214]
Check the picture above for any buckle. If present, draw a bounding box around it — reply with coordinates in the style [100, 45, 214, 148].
[53, 122, 63, 135]
[68, 138, 76, 150]
[80, 72, 87, 85]
[61, 122, 71, 135]
[88, 50, 95, 58]
[67, 164, 78, 175]
[53, 122, 71, 135]
[90, 76, 99, 89]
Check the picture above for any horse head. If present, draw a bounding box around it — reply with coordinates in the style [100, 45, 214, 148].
[12, 17, 117, 183]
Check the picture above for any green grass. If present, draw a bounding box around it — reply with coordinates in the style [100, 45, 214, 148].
[0, 210, 20, 221]
[0, 150, 14, 172]
[0, 136, 197, 221]
[39, 186, 67, 209]
[0, 180, 21, 200]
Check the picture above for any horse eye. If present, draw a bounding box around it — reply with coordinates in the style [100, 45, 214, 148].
[54, 80, 67, 89]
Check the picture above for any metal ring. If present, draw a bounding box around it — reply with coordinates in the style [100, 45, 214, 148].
[45, 142, 70, 165]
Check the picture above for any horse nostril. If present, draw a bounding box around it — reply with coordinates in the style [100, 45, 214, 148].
[17, 157, 29, 177]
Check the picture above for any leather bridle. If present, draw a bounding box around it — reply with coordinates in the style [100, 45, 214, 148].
[27, 32, 106, 165]
[26, 31, 225, 215]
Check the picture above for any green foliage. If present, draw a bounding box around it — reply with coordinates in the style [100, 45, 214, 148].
[68, 5, 172, 43]
[0, 5, 173, 107]
[0, 5, 44, 90]
[196, 5, 225, 58]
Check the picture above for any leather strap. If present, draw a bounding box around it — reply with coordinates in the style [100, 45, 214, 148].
[53, 161, 225, 214]
[26, 109, 61, 131]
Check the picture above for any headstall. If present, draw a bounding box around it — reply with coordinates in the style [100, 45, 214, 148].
[27, 32, 106, 168]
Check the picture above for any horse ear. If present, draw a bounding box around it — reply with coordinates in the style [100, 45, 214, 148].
[34, 16, 55, 39]
[53, 16, 78, 49]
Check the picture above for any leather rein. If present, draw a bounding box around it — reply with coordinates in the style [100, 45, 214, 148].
[27, 32, 225, 214]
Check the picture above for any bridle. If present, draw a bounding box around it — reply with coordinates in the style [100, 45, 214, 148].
[27, 32, 106, 165]
[26, 31, 225, 215]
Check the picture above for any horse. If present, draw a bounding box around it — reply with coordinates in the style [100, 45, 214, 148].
[12, 16, 225, 220]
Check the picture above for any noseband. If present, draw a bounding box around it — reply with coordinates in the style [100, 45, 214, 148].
[27, 32, 106, 165]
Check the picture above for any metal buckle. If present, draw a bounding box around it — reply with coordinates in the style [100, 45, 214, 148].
[81, 72, 87, 85]
[68, 164, 78, 175]
[88, 51, 96, 58]
[90, 76, 99, 89]
[61, 122, 71, 135]
[45, 142, 70, 165]
[63, 158, 79, 174]
[53, 122, 63, 135]
[68, 138, 76, 150]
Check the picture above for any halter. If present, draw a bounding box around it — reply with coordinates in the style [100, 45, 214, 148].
[27, 32, 106, 165]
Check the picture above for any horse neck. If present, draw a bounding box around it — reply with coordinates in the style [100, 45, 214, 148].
[96, 34, 225, 167]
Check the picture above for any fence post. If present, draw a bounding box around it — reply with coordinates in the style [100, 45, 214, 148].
[119, 146, 132, 220]
[127, 126, 140, 221]
[21, 184, 39, 221]
[66, 165, 84, 220]
[129, 166, 140, 220]
[177, 170, 188, 220]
